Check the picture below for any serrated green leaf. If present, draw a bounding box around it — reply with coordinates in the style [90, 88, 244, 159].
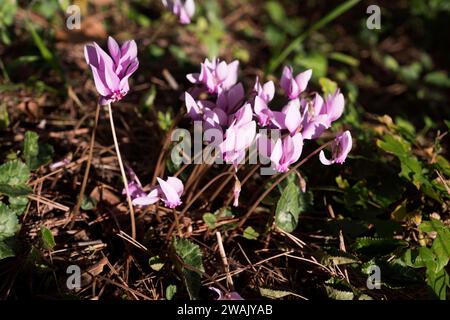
[243, 226, 259, 240]
[327, 254, 359, 266]
[0, 160, 30, 187]
[352, 237, 408, 255]
[149, 255, 164, 272]
[166, 284, 177, 300]
[0, 202, 19, 241]
[325, 286, 354, 300]
[275, 181, 301, 233]
[173, 237, 204, 300]
[40, 227, 55, 250]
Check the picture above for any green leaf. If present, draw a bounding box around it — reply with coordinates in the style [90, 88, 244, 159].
[166, 284, 177, 300]
[426, 268, 449, 300]
[352, 237, 408, 255]
[0, 183, 32, 197]
[243, 226, 259, 240]
[259, 287, 294, 299]
[8, 196, 29, 215]
[0, 103, 9, 130]
[0, 203, 19, 241]
[444, 120, 450, 131]
[23, 131, 54, 170]
[424, 71, 450, 88]
[319, 77, 338, 97]
[149, 255, 164, 272]
[325, 286, 354, 300]
[264, 1, 286, 25]
[81, 195, 97, 211]
[0, 160, 30, 187]
[329, 52, 359, 67]
[377, 134, 426, 189]
[419, 219, 450, 272]
[294, 52, 328, 79]
[202, 213, 217, 230]
[173, 237, 204, 300]
[40, 227, 55, 250]
[24, 131, 39, 169]
[0, 241, 14, 260]
[275, 181, 301, 233]
[325, 253, 359, 266]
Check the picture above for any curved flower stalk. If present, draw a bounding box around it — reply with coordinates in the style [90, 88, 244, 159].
[84, 36, 139, 239]
[162, 0, 195, 24]
[84, 36, 138, 106]
[319, 131, 352, 165]
[132, 176, 184, 209]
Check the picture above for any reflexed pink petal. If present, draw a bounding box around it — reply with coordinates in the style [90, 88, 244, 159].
[270, 138, 283, 168]
[280, 66, 292, 92]
[157, 177, 182, 208]
[166, 176, 184, 196]
[283, 99, 302, 134]
[294, 69, 312, 92]
[185, 92, 203, 120]
[222, 60, 239, 90]
[132, 189, 159, 206]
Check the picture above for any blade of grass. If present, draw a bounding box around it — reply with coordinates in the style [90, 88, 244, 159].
[267, 0, 362, 73]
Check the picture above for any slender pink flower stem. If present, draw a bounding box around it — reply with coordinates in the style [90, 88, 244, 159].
[233, 141, 333, 235]
[107, 103, 136, 240]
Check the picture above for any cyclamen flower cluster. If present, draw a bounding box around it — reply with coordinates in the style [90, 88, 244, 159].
[184, 58, 352, 172]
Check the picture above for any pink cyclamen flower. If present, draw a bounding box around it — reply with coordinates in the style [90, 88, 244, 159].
[162, 0, 195, 24]
[187, 57, 239, 94]
[280, 66, 312, 100]
[320, 89, 345, 124]
[209, 287, 244, 300]
[253, 76, 275, 103]
[258, 133, 304, 172]
[220, 105, 256, 167]
[84, 36, 139, 105]
[319, 131, 352, 165]
[132, 176, 184, 208]
[253, 96, 284, 128]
